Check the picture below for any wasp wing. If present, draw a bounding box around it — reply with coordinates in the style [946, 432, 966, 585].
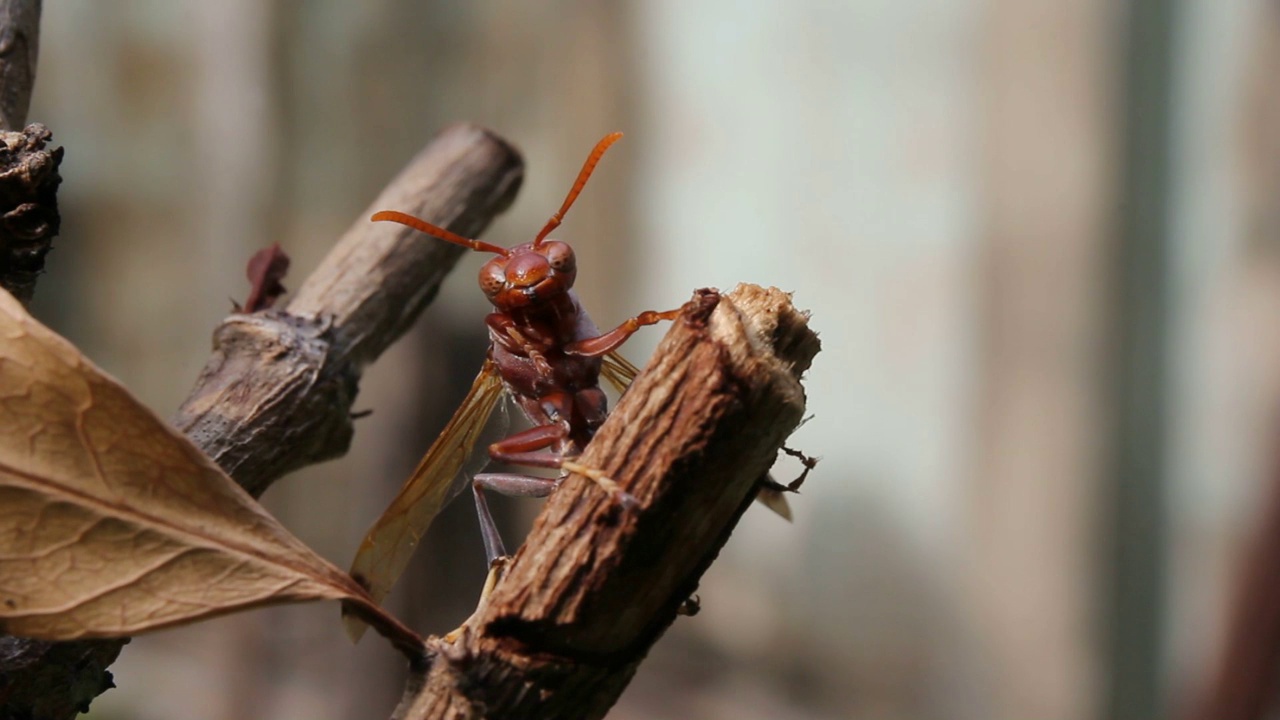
[754, 478, 795, 521]
[600, 350, 641, 395]
[343, 360, 505, 642]
[602, 352, 794, 520]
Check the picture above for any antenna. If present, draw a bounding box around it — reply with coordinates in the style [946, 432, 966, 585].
[371, 211, 509, 256]
[533, 132, 623, 247]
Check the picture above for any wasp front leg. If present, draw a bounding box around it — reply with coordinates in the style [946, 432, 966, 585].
[487, 312, 556, 376]
[565, 308, 683, 358]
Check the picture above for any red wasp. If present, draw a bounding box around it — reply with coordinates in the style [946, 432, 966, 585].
[344, 133, 791, 639]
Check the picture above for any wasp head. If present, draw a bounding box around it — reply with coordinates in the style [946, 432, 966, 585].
[479, 240, 576, 310]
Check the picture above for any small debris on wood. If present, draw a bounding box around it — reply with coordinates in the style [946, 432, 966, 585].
[677, 595, 701, 617]
[240, 243, 291, 313]
[0, 124, 61, 305]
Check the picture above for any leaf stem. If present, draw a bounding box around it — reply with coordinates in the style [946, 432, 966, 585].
[341, 598, 428, 664]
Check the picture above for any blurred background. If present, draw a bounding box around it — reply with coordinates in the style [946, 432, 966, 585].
[18, 1, 1280, 719]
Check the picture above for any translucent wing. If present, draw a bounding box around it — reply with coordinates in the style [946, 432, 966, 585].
[449, 390, 511, 501]
[754, 478, 795, 521]
[601, 352, 794, 520]
[343, 360, 505, 642]
[600, 350, 641, 395]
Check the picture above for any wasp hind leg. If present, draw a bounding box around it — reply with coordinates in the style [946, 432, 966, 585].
[451, 469, 558, 643]
[471, 473, 559, 564]
[471, 461, 636, 565]
[472, 425, 634, 562]
[486, 423, 636, 512]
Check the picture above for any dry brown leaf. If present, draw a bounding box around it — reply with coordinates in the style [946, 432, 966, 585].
[0, 289, 421, 656]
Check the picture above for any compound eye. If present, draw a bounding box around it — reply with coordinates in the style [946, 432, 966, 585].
[479, 262, 505, 298]
[542, 241, 575, 273]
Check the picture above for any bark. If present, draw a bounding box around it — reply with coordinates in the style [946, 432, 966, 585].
[0, 124, 59, 307]
[0, 0, 37, 132]
[0, 123, 524, 720]
[0, 0, 50, 307]
[393, 284, 819, 720]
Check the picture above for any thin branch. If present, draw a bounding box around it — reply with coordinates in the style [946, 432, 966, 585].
[0, 1, 53, 307]
[0, 123, 524, 720]
[0, 0, 38, 132]
[174, 123, 524, 498]
[393, 284, 820, 720]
